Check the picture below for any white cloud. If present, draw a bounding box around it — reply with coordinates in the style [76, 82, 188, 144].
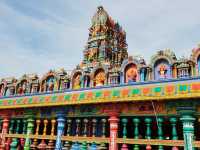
[0, 0, 199, 78]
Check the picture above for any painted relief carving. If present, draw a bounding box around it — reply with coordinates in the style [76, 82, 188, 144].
[158, 64, 167, 79]
[125, 64, 137, 83]
[94, 70, 106, 87]
[73, 73, 82, 89]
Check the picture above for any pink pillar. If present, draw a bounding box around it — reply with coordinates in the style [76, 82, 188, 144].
[121, 144, 128, 150]
[0, 117, 9, 150]
[109, 115, 119, 150]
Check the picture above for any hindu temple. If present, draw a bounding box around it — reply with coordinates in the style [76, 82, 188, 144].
[0, 6, 200, 150]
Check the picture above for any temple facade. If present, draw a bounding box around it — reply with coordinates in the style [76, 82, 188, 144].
[0, 6, 200, 150]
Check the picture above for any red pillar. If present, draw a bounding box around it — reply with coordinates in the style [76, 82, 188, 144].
[0, 117, 10, 150]
[109, 115, 119, 150]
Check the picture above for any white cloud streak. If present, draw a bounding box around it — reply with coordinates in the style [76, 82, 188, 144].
[0, 0, 199, 78]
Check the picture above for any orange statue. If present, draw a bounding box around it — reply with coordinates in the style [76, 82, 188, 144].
[126, 67, 137, 83]
[95, 71, 106, 86]
[73, 74, 81, 89]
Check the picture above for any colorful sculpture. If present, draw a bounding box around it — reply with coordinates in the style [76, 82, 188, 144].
[125, 64, 138, 83]
[158, 64, 167, 79]
[73, 74, 82, 89]
[94, 70, 106, 86]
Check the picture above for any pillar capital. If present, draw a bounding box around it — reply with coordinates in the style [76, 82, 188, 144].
[178, 107, 196, 150]
[177, 106, 196, 115]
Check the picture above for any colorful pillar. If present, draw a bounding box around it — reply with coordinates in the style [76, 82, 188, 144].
[31, 119, 40, 149]
[92, 119, 97, 137]
[5, 119, 14, 150]
[47, 119, 56, 149]
[20, 119, 27, 148]
[108, 115, 119, 150]
[101, 118, 107, 137]
[98, 118, 107, 150]
[145, 118, 152, 150]
[63, 119, 72, 150]
[178, 107, 196, 150]
[83, 118, 88, 137]
[55, 113, 66, 150]
[0, 117, 10, 150]
[181, 115, 195, 150]
[10, 119, 21, 150]
[81, 141, 87, 150]
[89, 142, 98, 150]
[75, 119, 81, 136]
[157, 118, 164, 150]
[24, 115, 35, 150]
[133, 118, 140, 150]
[121, 118, 128, 150]
[170, 117, 178, 150]
[38, 119, 48, 149]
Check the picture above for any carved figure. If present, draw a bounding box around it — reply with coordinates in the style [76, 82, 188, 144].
[73, 74, 81, 89]
[48, 79, 54, 91]
[126, 67, 137, 83]
[95, 71, 106, 86]
[159, 64, 167, 78]
[0, 84, 4, 96]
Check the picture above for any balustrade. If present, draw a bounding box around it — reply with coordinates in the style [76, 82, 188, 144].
[2, 114, 200, 150]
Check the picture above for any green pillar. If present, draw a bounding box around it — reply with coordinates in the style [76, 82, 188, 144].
[24, 115, 35, 150]
[81, 141, 87, 150]
[5, 119, 15, 149]
[157, 118, 164, 150]
[133, 118, 140, 150]
[122, 118, 128, 138]
[180, 115, 195, 150]
[145, 118, 152, 150]
[20, 119, 27, 148]
[170, 117, 178, 150]
[9, 119, 15, 133]
[121, 118, 128, 150]
[10, 119, 21, 150]
[178, 107, 196, 150]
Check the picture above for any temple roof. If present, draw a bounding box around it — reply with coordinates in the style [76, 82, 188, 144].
[91, 6, 109, 26]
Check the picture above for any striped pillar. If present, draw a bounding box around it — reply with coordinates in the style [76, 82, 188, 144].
[108, 115, 119, 150]
[0, 117, 10, 150]
[55, 114, 65, 150]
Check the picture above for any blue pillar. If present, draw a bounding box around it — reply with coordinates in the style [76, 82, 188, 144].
[89, 142, 97, 150]
[71, 142, 80, 150]
[55, 113, 66, 150]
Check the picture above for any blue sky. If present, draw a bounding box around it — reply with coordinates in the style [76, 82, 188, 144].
[0, 0, 200, 78]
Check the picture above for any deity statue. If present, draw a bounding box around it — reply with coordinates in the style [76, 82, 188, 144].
[73, 74, 81, 89]
[21, 81, 28, 94]
[140, 68, 146, 82]
[88, 48, 98, 62]
[48, 79, 54, 91]
[95, 72, 106, 86]
[159, 64, 167, 78]
[0, 84, 4, 96]
[126, 67, 137, 83]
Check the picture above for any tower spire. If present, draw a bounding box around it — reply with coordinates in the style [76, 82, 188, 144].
[82, 6, 128, 67]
